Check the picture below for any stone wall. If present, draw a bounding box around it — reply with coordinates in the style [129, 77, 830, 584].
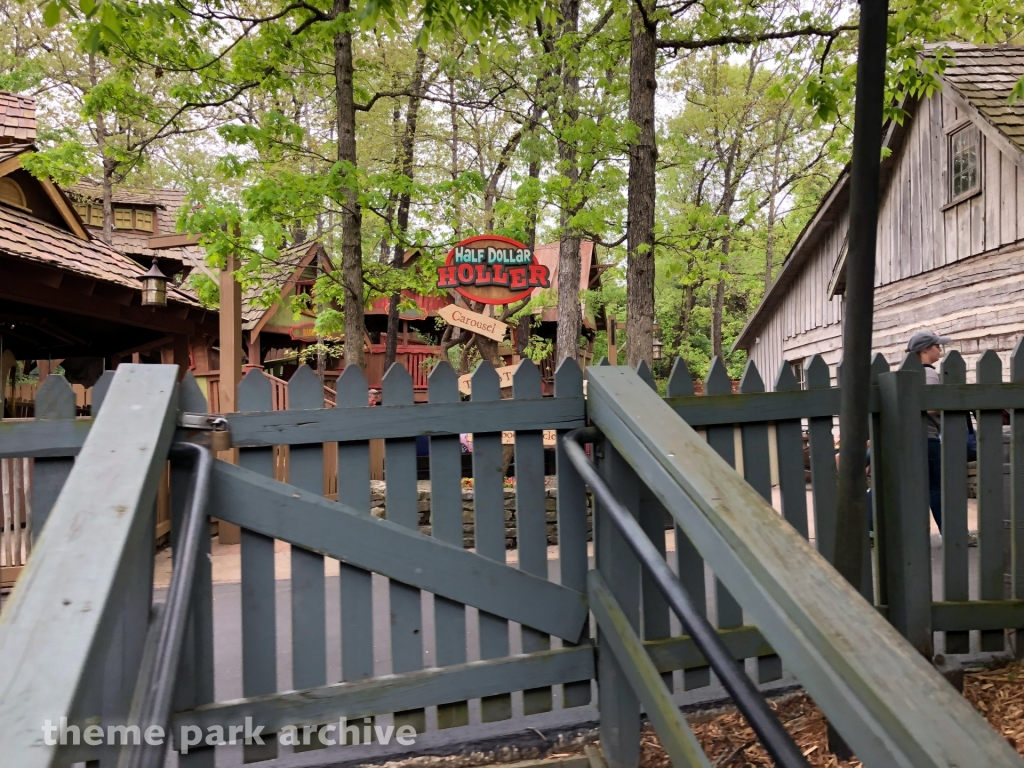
[369, 477, 593, 549]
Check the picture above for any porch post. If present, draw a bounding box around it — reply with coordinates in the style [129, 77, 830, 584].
[218, 250, 243, 544]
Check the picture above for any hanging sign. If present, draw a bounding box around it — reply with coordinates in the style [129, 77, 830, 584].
[436, 235, 551, 305]
[437, 304, 508, 342]
[289, 322, 343, 342]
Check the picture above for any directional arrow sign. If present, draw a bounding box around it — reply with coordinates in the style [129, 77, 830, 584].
[437, 304, 508, 342]
[457, 365, 516, 396]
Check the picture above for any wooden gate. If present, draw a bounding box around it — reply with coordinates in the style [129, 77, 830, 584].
[167, 359, 591, 763]
[4, 358, 1024, 768]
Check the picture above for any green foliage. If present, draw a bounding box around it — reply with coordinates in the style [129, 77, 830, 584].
[13, 0, 1024, 379]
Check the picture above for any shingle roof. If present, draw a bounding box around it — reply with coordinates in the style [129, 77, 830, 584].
[937, 43, 1024, 153]
[0, 203, 197, 306]
[0, 92, 36, 143]
[68, 182, 193, 261]
[242, 241, 322, 329]
[69, 181, 173, 207]
[0, 143, 32, 165]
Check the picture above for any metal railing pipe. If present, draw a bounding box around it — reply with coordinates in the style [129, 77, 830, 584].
[123, 443, 213, 768]
[564, 427, 810, 768]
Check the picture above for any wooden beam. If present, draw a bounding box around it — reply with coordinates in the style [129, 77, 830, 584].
[0, 154, 23, 178]
[585, 365, 1024, 768]
[225, 396, 586, 447]
[0, 264, 207, 342]
[148, 233, 201, 249]
[0, 364, 178, 768]
[219, 252, 242, 413]
[173, 645, 594, 735]
[113, 335, 174, 359]
[37, 178, 89, 240]
[210, 459, 589, 640]
[589, 571, 712, 768]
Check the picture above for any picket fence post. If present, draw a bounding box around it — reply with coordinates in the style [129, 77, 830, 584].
[877, 366, 933, 657]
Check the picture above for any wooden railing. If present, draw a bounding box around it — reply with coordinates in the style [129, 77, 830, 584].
[0, 365, 179, 767]
[6, 353, 1024, 767]
[586, 363, 1024, 767]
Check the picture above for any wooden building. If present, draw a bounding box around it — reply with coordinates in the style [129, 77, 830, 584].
[0, 91, 217, 405]
[734, 44, 1024, 386]
[67, 181, 207, 278]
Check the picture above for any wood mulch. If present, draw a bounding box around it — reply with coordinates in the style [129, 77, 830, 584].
[963, 660, 1024, 755]
[380, 661, 1024, 768]
[635, 660, 1024, 767]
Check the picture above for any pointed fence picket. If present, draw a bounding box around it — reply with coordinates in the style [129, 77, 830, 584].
[9, 342, 1024, 763]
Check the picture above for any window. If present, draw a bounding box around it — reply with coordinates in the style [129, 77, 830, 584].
[114, 208, 134, 229]
[790, 358, 805, 390]
[88, 206, 104, 227]
[949, 125, 980, 201]
[0, 178, 28, 210]
[135, 209, 154, 232]
[74, 202, 88, 220]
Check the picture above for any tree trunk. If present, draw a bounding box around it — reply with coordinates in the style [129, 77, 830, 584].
[677, 281, 694, 347]
[334, 0, 365, 370]
[555, 0, 582, 365]
[100, 155, 114, 246]
[385, 47, 427, 372]
[625, 0, 657, 369]
[89, 53, 114, 246]
[449, 79, 461, 239]
[517, 154, 542, 356]
[712, 236, 730, 358]
[764, 123, 783, 293]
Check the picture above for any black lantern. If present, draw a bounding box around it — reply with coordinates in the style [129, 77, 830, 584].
[137, 259, 168, 306]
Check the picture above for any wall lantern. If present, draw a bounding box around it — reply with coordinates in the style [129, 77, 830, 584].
[137, 259, 169, 306]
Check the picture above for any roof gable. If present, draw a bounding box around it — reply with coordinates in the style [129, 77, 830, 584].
[734, 43, 1024, 352]
[0, 154, 89, 239]
[938, 44, 1024, 156]
[242, 241, 328, 331]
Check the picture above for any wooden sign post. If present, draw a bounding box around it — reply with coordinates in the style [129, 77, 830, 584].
[437, 304, 508, 342]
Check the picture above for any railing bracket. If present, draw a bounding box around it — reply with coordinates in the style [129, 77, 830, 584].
[177, 412, 231, 451]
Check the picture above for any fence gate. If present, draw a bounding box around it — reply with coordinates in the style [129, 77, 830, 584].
[170, 358, 593, 764]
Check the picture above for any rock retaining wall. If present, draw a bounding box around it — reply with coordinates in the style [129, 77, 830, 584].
[369, 477, 593, 549]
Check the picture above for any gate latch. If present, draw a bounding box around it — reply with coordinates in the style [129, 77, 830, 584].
[177, 413, 231, 451]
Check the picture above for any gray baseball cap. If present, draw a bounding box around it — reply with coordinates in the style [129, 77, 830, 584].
[906, 331, 951, 353]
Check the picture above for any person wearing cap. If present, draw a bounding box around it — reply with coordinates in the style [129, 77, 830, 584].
[907, 331, 950, 529]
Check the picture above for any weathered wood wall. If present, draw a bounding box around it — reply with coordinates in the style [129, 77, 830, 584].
[750, 89, 1024, 386]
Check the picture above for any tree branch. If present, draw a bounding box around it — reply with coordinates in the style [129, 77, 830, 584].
[657, 24, 857, 51]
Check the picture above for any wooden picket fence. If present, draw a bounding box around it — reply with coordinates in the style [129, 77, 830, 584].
[5, 349, 1024, 767]
[0, 457, 30, 587]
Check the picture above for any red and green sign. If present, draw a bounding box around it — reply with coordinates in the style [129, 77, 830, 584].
[437, 235, 551, 305]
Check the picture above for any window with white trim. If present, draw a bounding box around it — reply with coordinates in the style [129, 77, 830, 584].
[948, 125, 980, 201]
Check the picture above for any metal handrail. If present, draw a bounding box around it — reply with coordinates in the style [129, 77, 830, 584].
[563, 427, 810, 768]
[123, 443, 213, 768]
